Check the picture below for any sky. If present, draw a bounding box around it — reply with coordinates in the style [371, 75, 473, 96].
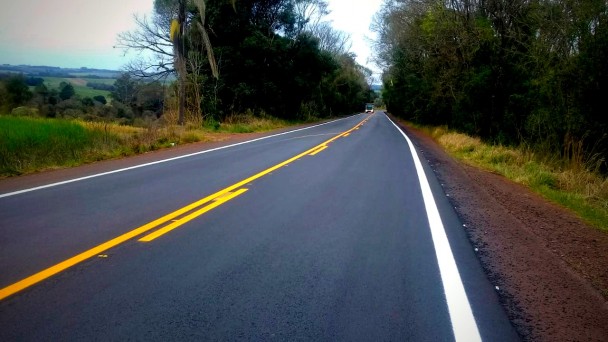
[0, 0, 383, 75]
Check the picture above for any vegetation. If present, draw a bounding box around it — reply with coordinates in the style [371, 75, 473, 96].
[40, 76, 113, 98]
[374, 0, 608, 173]
[0, 1, 373, 160]
[0, 116, 107, 175]
[0, 115, 293, 177]
[409, 122, 608, 231]
[116, 0, 375, 122]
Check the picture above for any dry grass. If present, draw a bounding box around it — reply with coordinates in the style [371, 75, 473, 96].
[217, 113, 290, 133]
[1, 113, 297, 177]
[80, 120, 213, 156]
[411, 123, 608, 231]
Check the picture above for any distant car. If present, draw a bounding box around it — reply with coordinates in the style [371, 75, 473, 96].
[365, 103, 374, 113]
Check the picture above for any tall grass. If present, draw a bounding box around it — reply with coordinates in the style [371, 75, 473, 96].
[0, 114, 296, 177]
[162, 108, 293, 133]
[413, 124, 608, 231]
[0, 116, 192, 176]
[215, 113, 292, 133]
[0, 116, 103, 175]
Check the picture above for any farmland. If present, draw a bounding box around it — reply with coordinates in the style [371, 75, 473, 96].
[41, 76, 115, 98]
[0, 64, 117, 98]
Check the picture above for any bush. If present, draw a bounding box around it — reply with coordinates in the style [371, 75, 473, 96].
[11, 106, 39, 117]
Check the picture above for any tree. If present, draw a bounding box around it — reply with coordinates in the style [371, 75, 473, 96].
[59, 82, 75, 101]
[4, 75, 32, 109]
[116, 0, 369, 123]
[81, 97, 95, 107]
[117, 0, 221, 125]
[34, 83, 49, 103]
[93, 95, 107, 105]
[374, 0, 608, 168]
[110, 73, 137, 106]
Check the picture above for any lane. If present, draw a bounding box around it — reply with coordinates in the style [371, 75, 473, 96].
[0, 114, 364, 288]
[0, 113, 518, 340]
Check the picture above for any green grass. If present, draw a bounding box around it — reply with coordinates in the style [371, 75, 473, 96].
[408, 123, 608, 232]
[214, 114, 292, 133]
[42, 77, 114, 98]
[161, 109, 297, 134]
[0, 114, 300, 177]
[0, 116, 107, 176]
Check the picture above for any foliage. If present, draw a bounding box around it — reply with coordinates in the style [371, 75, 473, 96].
[0, 0, 371, 140]
[0, 115, 294, 177]
[375, 0, 608, 171]
[93, 95, 107, 105]
[409, 121, 608, 231]
[0, 116, 101, 176]
[58, 82, 75, 100]
[116, 0, 373, 122]
[1, 75, 32, 110]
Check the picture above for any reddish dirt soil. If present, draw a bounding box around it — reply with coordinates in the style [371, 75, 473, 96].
[397, 120, 608, 342]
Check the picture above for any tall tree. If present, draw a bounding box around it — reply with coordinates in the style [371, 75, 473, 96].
[118, 0, 221, 125]
[58, 82, 75, 101]
[4, 75, 33, 109]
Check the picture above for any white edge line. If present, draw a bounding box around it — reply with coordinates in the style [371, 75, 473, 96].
[0, 115, 359, 199]
[385, 114, 482, 342]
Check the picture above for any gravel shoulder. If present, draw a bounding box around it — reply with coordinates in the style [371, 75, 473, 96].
[395, 118, 608, 341]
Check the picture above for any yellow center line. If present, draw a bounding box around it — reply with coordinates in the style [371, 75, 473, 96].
[308, 145, 328, 156]
[139, 189, 249, 242]
[343, 133, 350, 137]
[306, 144, 325, 154]
[0, 115, 372, 301]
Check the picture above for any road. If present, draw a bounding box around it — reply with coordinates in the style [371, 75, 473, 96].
[0, 113, 519, 341]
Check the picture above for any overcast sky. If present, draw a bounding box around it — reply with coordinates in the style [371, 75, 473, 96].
[0, 0, 382, 76]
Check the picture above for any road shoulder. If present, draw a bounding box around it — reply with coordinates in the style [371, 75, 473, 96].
[392, 117, 608, 342]
[0, 121, 331, 195]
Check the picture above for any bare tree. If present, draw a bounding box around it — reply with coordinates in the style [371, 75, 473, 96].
[313, 22, 352, 55]
[117, 0, 225, 125]
[116, 9, 176, 79]
[293, 0, 329, 35]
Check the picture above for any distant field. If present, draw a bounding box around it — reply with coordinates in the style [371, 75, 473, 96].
[42, 76, 114, 98]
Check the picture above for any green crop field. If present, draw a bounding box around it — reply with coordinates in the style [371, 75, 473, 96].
[42, 76, 114, 98]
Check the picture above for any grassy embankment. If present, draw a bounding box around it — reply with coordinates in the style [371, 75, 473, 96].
[0, 114, 293, 177]
[408, 123, 608, 232]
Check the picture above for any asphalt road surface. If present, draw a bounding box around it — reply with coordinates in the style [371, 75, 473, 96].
[0, 113, 519, 341]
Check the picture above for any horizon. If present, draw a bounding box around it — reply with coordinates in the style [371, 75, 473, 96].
[0, 0, 383, 78]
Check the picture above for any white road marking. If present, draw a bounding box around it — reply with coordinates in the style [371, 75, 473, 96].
[0, 115, 359, 199]
[385, 114, 482, 342]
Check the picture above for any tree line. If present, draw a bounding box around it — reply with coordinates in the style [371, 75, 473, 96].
[117, 0, 375, 123]
[375, 0, 608, 170]
[0, 73, 165, 124]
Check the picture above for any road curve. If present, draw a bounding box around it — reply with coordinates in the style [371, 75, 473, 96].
[0, 113, 519, 341]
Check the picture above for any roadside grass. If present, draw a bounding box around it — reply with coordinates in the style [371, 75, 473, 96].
[214, 113, 293, 133]
[162, 109, 296, 133]
[0, 116, 105, 176]
[409, 124, 608, 232]
[0, 114, 296, 177]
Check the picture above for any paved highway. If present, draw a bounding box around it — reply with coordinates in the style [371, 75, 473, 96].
[0, 113, 518, 341]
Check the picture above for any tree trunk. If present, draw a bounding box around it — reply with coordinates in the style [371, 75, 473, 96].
[177, 0, 186, 126]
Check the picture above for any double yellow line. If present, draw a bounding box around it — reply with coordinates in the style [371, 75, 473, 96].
[0, 114, 371, 301]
